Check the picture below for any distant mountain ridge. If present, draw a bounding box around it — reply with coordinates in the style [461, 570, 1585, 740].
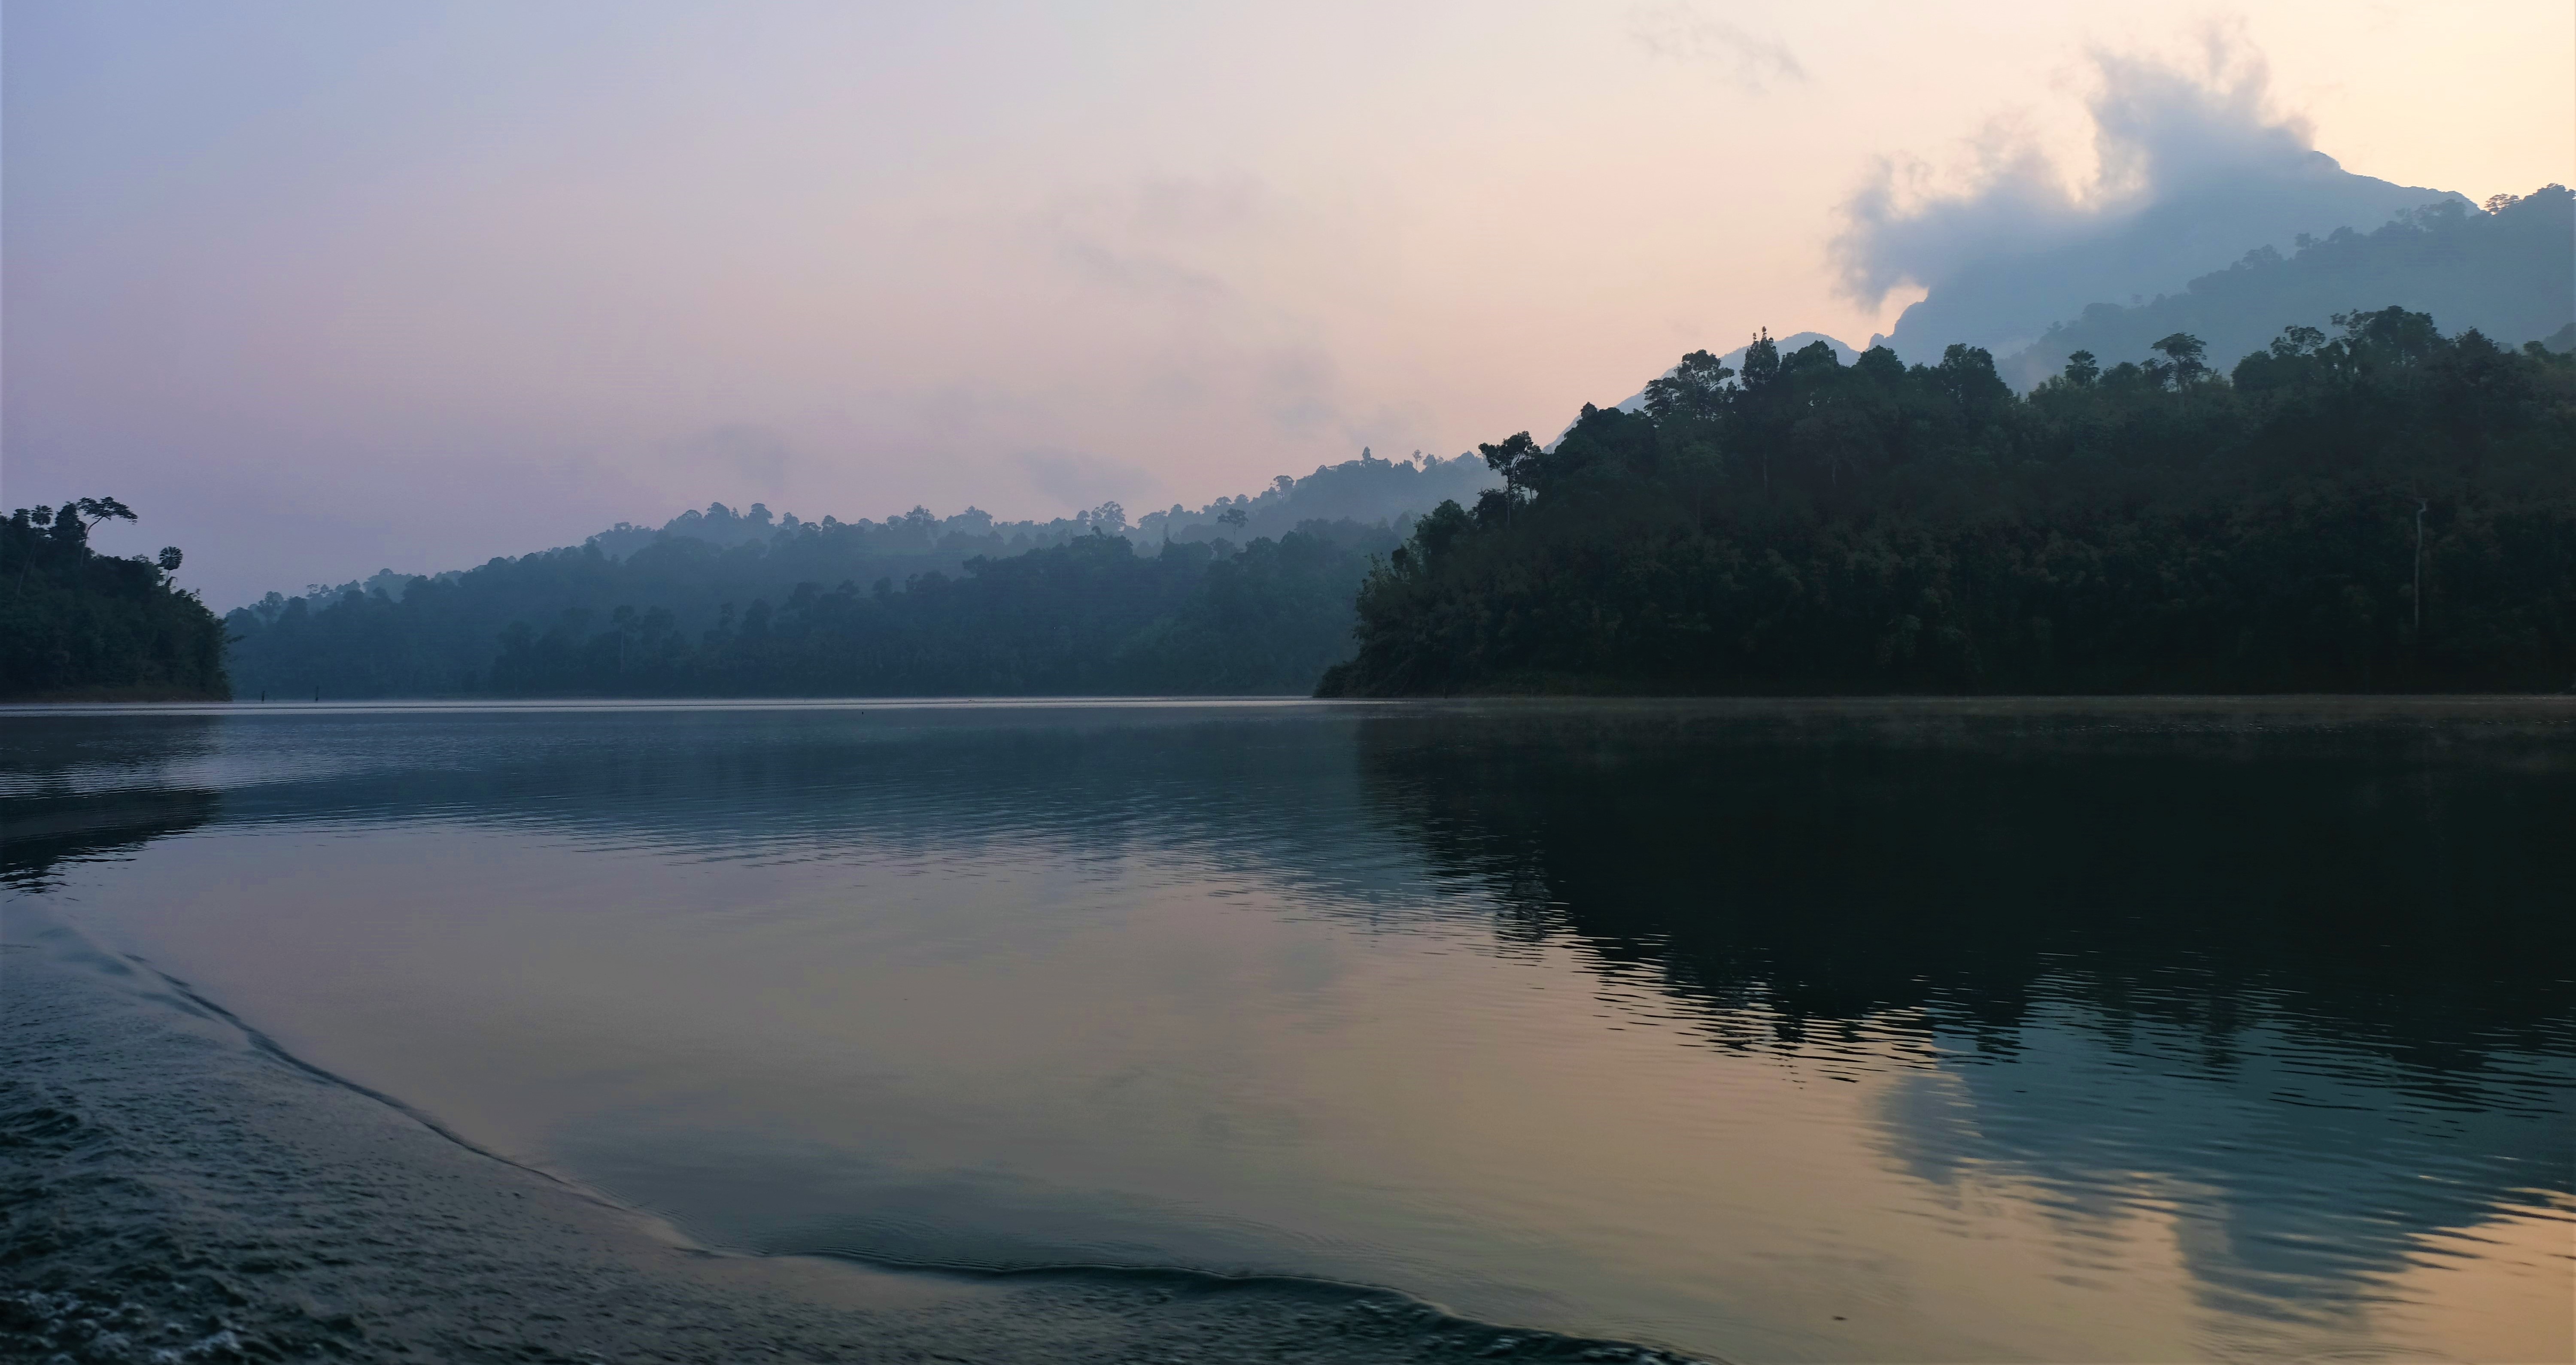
[236, 449, 1498, 637]
[569, 449, 1497, 569]
[1131, 450, 1496, 544]
[1998, 185, 2575, 387]
[1871, 150, 2471, 364]
[1577, 186, 2567, 407]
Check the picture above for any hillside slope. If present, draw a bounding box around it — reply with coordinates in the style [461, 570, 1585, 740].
[1999, 186, 2574, 387]
[1873, 151, 2469, 363]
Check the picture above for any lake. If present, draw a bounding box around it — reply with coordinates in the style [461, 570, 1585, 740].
[4, 698, 2570, 1363]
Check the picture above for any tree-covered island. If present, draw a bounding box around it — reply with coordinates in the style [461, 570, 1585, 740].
[1320, 309, 2576, 696]
[2, 499, 228, 701]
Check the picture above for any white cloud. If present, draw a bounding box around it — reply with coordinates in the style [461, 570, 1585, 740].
[1832, 29, 2312, 310]
[1626, 2, 1804, 92]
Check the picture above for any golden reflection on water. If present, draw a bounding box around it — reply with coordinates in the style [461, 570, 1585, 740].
[2355, 1200, 2576, 1365]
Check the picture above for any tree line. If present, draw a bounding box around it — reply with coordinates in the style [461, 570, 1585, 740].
[1999, 184, 2572, 388]
[225, 449, 1486, 699]
[1, 499, 227, 700]
[1320, 308, 2576, 695]
[229, 522, 1395, 698]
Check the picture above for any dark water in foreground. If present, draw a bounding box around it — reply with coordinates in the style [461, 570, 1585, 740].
[4, 699, 2570, 1363]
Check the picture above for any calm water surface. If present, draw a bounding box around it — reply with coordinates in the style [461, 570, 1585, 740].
[4, 700, 2570, 1363]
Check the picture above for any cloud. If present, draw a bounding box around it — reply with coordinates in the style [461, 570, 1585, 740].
[665, 423, 794, 496]
[1014, 449, 1160, 511]
[1032, 175, 1381, 448]
[1832, 29, 2312, 310]
[1626, 3, 1804, 92]
[1039, 175, 1270, 305]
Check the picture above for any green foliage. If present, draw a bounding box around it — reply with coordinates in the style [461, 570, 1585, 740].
[1, 500, 228, 700]
[230, 522, 1394, 698]
[1320, 311, 2576, 696]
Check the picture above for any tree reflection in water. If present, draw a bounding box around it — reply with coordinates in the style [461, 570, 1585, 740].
[1352, 703, 2576, 1317]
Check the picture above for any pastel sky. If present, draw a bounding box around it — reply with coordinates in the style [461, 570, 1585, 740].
[6, 1, 2570, 607]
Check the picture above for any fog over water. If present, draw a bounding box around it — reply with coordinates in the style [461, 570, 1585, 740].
[6, 700, 2568, 1362]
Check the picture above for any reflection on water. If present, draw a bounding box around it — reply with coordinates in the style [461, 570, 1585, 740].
[0, 713, 223, 890]
[4, 701, 2570, 1363]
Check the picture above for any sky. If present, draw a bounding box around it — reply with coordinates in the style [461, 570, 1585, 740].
[6, 1, 2571, 607]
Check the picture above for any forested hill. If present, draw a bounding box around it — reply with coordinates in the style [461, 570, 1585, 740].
[581, 496, 1120, 564]
[1320, 309, 2576, 697]
[1999, 186, 2573, 388]
[226, 448, 1485, 699]
[1132, 449, 1494, 543]
[226, 521, 1397, 698]
[565, 448, 1493, 566]
[2, 500, 228, 701]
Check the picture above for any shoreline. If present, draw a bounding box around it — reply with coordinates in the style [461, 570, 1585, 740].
[6, 689, 2573, 720]
[0, 903, 1684, 1364]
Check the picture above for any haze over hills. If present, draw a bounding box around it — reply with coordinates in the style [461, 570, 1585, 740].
[169, 33, 2576, 701]
[295, 152, 2564, 626]
[1132, 451, 1495, 545]
[1565, 61, 2559, 414]
[1997, 185, 2576, 387]
[1577, 185, 2567, 410]
[219, 451, 1500, 699]
[1866, 152, 2470, 364]
[234, 149, 2560, 624]
[262, 451, 1498, 615]
[1840, 47, 2478, 366]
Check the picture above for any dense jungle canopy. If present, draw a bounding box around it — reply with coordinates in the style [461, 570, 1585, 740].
[1, 499, 227, 701]
[1320, 309, 2576, 696]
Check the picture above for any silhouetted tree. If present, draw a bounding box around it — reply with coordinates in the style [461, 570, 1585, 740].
[1322, 309, 2576, 697]
[2, 498, 226, 699]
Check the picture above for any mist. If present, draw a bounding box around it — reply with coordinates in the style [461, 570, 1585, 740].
[1840, 35, 2470, 363]
[6, 17, 2575, 1365]
[5, 4, 2567, 610]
